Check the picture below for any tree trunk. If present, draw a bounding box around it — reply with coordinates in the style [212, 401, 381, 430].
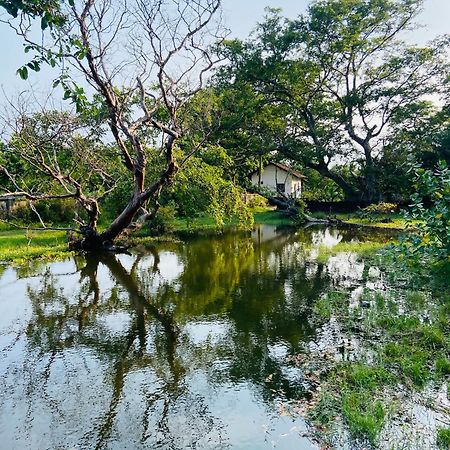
[70, 160, 179, 252]
[361, 148, 379, 203]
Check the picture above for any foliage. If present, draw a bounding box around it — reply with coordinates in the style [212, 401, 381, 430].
[165, 154, 253, 229]
[145, 203, 177, 236]
[363, 203, 398, 215]
[437, 428, 450, 449]
[301, 167, 345, 201]
[0, 0, 228, 249]
[356, 202, 399, 222]
[401, 161, 450, 262]
[213, 0, 450, 202]
[9, 198, 77, 224]
[0, 0, 66, 29]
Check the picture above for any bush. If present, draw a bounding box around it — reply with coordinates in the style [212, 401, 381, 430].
[401, 161, 450, 262]
[10, 198, 76, 224]
[165, 155, 253, 229]
[146, 202, 177, 235]
[357, 202, 398, 221]
[363, 202, 398, 214]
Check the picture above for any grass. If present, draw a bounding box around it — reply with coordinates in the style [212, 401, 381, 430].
[306, 260, 450, 447]
[437, 428, 450, 449]
[0, 208, 292, 264]
[0, 228, 72, 265]
[342, 393, 386, 444]
[253, 209, 293, 226]
[314, 241, 389, 264]
[311, 211, 408, 229]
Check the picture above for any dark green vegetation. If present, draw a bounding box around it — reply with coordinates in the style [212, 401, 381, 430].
[437, 428, 450, 448]
[213, 0, 450, 203]
[0, 0, 449, 448]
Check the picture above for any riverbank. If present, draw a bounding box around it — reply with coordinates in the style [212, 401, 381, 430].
[311, 211, 407, 230]
[0, 209, 405, 264]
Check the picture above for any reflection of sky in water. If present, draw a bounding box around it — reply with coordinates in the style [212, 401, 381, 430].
[185, 320, 232, 346]
[326, 253, 365, 287]
[97, 311, 134, 335]
[0, 225, 400, 450]
[311, 228, 343, 247]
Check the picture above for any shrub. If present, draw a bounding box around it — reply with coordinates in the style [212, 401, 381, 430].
[146, 202, 177, 235]
[363, 202, 398, 214]
[11, 198, 76, 224]
[400, 161, 450, 262]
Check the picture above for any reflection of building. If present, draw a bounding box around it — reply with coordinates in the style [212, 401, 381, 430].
[251, 224, 295, 249]
[251, 162, 304, 198]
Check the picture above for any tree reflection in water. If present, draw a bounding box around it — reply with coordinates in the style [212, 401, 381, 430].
[0, 225, 395, 449]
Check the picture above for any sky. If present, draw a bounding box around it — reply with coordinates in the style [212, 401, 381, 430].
[0, 0, 449, 98]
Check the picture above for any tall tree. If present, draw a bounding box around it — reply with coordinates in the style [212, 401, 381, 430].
[0, 0, 225, 250]
[215, 1, 450, 201]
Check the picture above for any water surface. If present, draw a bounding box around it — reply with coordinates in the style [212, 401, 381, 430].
[0, 225, 394, 449]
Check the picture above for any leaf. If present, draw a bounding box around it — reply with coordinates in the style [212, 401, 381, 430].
[17, 67, 29, 80]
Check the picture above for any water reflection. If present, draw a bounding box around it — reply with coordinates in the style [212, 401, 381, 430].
[0, 225, 394, 449]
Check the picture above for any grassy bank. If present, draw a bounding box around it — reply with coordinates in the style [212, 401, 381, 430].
[0, 227, 71, 265]
[0, 209, 291, 264]
[311, 211, 408, 229]
[0, 209, 405, 265]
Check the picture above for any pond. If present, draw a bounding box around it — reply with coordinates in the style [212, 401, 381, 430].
[0, 224, 442, 449]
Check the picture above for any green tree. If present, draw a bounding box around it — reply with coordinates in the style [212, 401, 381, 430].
[215, 1, 450, 202]
[0, 0, 228, 250]
[402, 161, 450, 262]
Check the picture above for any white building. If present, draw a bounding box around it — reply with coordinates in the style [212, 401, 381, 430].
[251, 162, 304, 198]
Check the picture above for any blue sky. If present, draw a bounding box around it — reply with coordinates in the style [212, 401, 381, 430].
[0, 0, 449, 97]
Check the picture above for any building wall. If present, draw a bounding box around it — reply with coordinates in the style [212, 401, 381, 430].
[251, 164, 302, 198]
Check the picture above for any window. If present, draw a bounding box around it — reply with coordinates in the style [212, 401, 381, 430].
[276, 183, 285, 193]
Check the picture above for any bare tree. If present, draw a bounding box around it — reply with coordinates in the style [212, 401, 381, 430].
[1, 0, 225, 250]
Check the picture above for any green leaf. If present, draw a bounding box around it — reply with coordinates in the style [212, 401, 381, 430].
[17, 67, 29, 80]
